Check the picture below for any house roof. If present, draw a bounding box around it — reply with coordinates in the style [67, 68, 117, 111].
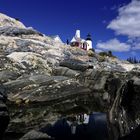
[81, 39, 86, 43]
[71, 37, 76, 42]
[71, 36, 84, 43]
[50, 35, 62, 43]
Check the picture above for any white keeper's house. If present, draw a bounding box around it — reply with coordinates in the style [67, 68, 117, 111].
[70, 30, 93, 50]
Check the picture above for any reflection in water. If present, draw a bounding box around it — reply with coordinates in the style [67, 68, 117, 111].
[40, 112, 109, 140]
[119, 125, 140, 140]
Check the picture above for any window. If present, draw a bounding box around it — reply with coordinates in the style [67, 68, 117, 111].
[83, 42, 87, 50]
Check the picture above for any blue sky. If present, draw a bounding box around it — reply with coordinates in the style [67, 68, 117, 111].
[0, 0, 140, 60]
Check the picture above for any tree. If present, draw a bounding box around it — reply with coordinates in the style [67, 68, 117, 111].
[66, 39, 69, 45]
[108, 51, 112, 57]
[127, 57, 139, 64]
[15, 18, 20, 21]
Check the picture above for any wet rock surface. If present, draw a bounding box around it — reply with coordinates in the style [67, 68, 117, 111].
[0, 84, 10, 139]
[19, 130, 52, 140]
[0, 13, 140, 140]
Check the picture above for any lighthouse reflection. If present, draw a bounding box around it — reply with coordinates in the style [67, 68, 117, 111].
[40, 112, 109, 140]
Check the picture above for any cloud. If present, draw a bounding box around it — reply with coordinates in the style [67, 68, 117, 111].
[95, 49, 103, 53]
[107, 0, 140, 38]
[96, 38, 131, 52]
[127, 38, 140, 50]
[97, 0, 140, 52]
[132, 43, 140, 50]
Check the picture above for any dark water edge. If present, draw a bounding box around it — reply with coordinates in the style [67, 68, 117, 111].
[3, 132, 24, 140]
[3, 112, 109, 140]
[3, 112, 140, 140]
[40, 112, 109, 140]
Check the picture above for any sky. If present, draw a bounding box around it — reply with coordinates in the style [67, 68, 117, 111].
[0, 0, 140, 60]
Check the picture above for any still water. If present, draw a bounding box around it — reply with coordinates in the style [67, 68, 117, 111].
[41, 112, 109, 140]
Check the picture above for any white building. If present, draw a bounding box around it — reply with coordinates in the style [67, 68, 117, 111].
[70, 30, 93, 50]
[83, 114, 89, 124]
[51, 35, 63, 43]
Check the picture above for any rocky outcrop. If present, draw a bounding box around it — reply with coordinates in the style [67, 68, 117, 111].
[0, 84, 10, 139]
[19, 130, 52, 140]
[0, 26, 42, 37]
[0, 13, 25, 28]
[0, 13, 140, 140]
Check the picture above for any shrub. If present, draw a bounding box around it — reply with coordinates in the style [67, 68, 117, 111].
[89, 48, 95, 52]
[15, 18, 20, 21]
[98, 55, 106, 62]
[88, 49, 95, 57]
[99, 51, 108, 57]
[99, 51, 116, 58]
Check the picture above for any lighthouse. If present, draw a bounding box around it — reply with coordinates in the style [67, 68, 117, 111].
[75, 30, 80, 38]
[86, 33, 92, 50]
[70, 30, 93, 51]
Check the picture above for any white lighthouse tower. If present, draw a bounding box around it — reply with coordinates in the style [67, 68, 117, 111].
[86, 34, 92, 50]
[75, 30, 80, 38]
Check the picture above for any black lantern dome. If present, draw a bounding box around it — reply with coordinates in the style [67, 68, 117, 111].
[86, 33, 92, 41]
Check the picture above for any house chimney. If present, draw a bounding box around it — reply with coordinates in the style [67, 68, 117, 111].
[75, 30, 80, 38]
